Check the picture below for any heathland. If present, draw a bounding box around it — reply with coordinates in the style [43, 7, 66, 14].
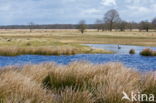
[0, 29, 156, 56]
[0, 29, 156, 103]
[0, 62, 156, 103]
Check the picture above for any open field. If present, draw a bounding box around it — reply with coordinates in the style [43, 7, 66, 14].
[0, 62, 156, 103]
[0, 29, 156, 55]
[0, 29, 156, 46]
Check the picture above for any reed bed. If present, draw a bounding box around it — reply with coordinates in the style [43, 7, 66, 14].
[0, 46, 111, 56]
[0, 62, 155, 103]
[0, 46, 78, 56]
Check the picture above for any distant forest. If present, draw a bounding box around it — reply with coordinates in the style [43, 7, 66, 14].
[0, 24, 95, 29]
[0, 9, 156, 32]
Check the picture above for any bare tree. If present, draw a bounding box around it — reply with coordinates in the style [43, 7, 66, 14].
[127, 22, 133, 31]
[78, 20, 87, 34]
[104, 9, 121, 31]
[118, 21, 127, 31]
[139, 21, 151, 32]
[28, 22, 34, 32]
[152, 17, 156, 30]
[95, 19, 103, 32]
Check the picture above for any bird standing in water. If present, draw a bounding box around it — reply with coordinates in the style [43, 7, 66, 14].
[118, 45, 121, 49]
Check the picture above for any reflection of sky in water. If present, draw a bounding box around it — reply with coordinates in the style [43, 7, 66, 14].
[84, 44, 156, 54]
[0, 44, 156, 71]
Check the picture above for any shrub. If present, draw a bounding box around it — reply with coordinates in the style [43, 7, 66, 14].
[129, 49, 135, 54]
[140, 48, 156, 56]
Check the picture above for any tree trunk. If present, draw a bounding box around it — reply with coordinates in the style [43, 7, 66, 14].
[110, 21, 113, 31]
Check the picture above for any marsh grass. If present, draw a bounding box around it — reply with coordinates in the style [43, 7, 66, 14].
[0, 30, 156, 46]
[140, 48, 156, 56]
[0, 70, 54, 103]
[141, 73, 156, 95]
[58, 88, 95, 103]
[0, 46, 78, 56]
[0, 46, 112, 56]
[129, 49, 135, 54]
[0, 62, 156, 103]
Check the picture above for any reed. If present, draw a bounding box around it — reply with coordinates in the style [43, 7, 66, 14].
[0, 46, 112, 56]
[0, 46, 78, 56]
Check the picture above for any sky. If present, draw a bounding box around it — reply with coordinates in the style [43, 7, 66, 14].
[0, 0, 156, 25]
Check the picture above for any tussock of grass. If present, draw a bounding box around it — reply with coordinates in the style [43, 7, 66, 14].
[129, 49, 135, 54]
[21, 63, 57, 83]
[140, 48, 156, 56]
[0, 46, 112, 56]
[141, 73, 156, 96]
[58, 88, 95, 103]
[0, 70, 54, 103]
[0, 62, 156, 103]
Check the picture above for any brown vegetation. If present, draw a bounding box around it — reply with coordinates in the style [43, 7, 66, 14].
[0, 30, 156, 47]
[140, 48, 156, 56]
[0, 62, 156, 103]
[129, 49, 135, 54]
[0, 46, 112, 56]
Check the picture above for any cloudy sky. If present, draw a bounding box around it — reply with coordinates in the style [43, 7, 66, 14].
[0, 0, 156, 25]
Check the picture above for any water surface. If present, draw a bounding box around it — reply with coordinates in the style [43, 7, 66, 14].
[0, 44, 156, 71]
[85, 44, 156, 54]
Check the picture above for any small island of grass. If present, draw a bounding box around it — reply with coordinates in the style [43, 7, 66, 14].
[140, 48, 156, 56]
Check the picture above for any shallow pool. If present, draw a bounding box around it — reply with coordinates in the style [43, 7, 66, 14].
[0, 44, 156, 71]
[84, 44, 156, 54]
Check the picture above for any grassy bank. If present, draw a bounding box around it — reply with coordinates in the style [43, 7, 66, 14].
[0, 46, 112, 56]
[0, 62, 156, 103]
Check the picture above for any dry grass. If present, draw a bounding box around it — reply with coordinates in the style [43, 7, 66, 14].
[0, 70, 54, 103]
[0, 46, 112, 56]
[0, 46, 78, 56]
[0, 29, 156, 47]
[0, 29, 155, 56]
[0, 61, 156, 103]
[43, 62, 141, 103]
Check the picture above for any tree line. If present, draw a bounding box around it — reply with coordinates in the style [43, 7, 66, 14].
[0, 9, 156, 33]
[78, 9, 156, 33]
